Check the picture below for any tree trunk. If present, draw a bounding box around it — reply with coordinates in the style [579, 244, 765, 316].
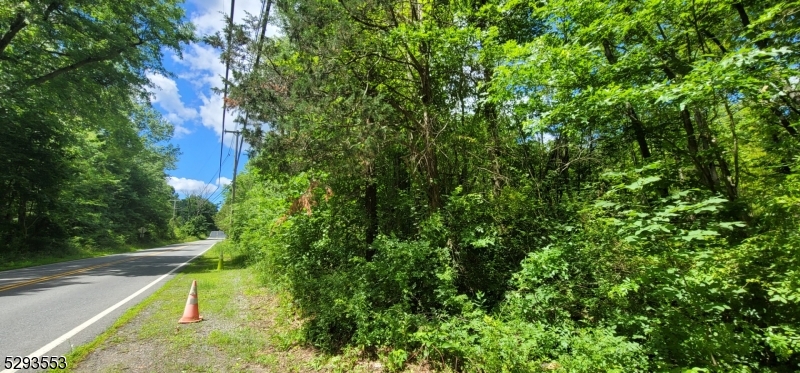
[602, 39, 652, 160]
[17, 195, 26, 238]
[407, 0, 440, 211]
[364, 176, 377, 260]
[773, 108, 798, 137]
[626, 103, 652, 159]
[422, 109, 441, 210]
[364, 160, 378, 245]
[733, 3, 798, 139]
[484, 67, 502, 195]
[680, 108, 717, 193]
[694, 109, 737, 200]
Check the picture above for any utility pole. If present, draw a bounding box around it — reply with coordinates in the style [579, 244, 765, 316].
[170, 199, 179, 219]
[224, 129, 242, 226]
[219, 129, 241, 270]
[227, 0, 270, 215]
[217, 0, 271, 269]
[217, 0, 237, 270]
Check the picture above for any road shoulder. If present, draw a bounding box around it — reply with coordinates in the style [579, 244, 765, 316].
[63, 244, 327, 373]
[63, 242, 438, 373]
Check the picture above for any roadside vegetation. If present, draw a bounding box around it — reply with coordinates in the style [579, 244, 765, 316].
[0, 236, 203, 272]
[213, 0, 800, 371]
[65, 241, 426, 373]
[5, 0, 800, 371]
[1, 194, 218, 270]
[64, 241, 258, 373]
[0, 0, 219, 268]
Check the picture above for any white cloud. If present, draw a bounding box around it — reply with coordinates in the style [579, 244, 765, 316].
[196, 92, 251, 149]
[153, 0, 284, 147]
[198, 92, 225, 137]
[190, 8, 226, 38]
[167, 176, 213, 195]
[177, 0, 282, 89]
[187, 0, 274, 37]
[146, 73, 199, 127]
[173, 44, 227, 89]
[167, 175, 232, 196]
[174, 124, 193, 138]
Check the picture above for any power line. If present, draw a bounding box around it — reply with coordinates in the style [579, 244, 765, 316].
[190, 146, 218, 183]
[230, 0, 273, 201]
[174, 131, 233, 205]
[202, 152, 231, 198]
[225, 128, 243, 243]
[213, 0, 273, 254]
[206, 176, 229, 203]
[217, 0, 237, 209]
[206, 131, 237, 201]
[203, 144, 234, 203]
[189, 134, 234, 200]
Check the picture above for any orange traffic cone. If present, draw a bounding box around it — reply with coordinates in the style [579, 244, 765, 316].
[178, 280, 203, 323]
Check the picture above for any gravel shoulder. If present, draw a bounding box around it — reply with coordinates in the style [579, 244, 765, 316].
[63, 246, 435, 373]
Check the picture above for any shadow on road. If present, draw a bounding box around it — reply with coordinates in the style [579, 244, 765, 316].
[0, 241, 228, 298]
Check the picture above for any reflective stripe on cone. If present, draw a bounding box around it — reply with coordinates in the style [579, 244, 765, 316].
[178, 280, 203, 323]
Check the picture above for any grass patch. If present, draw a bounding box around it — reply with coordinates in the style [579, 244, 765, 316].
[61, 240, 317, 373]
[0, 236, 204, 272]
[62, 241, 435, 373]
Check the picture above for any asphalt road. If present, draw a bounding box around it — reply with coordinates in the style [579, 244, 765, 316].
[0, 240, 219, 372]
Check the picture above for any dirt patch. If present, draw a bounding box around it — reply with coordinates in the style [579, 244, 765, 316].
[72, 305, 238, 373]
[72, 338, 226, 373]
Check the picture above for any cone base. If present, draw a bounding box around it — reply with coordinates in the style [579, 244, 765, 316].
[178, 316, 203, 324]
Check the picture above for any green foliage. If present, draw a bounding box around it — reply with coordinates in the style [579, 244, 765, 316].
[171, 195, 218, 239]
[283, 209, 456, 351]
[415, 314, 648, 372]
[0, 0, 193, 258]
[217, 0, 800, 370]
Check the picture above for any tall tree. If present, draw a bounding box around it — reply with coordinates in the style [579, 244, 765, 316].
[0, 0, 193, 255]
[220, 0, 800, 369]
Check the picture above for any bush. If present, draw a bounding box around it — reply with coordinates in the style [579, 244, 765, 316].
[284, 206, 457, 350]
[224, 162, 800, 371]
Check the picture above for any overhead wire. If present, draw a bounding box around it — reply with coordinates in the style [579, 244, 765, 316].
[189, 145, 218, 182]
[206, 0, 273, 210]
[205, 129, 237, 203]
[174, 0, 240, 206]
[216, 0, 237, 204]
[231, 0, 273, 187]
[200, 151, 232, 199]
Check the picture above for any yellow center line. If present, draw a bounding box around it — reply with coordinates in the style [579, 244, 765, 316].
[0, 246, 186, 293]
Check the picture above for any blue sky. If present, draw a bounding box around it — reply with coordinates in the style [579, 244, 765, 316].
[146, 0, 278, 205]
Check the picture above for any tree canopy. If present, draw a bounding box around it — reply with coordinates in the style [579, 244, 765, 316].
[172, 194, 218, 238]
[220, 0, 800, 370]
[1, 0, 194, 256]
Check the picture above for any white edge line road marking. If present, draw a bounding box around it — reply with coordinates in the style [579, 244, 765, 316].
[1, 242, 218, 373]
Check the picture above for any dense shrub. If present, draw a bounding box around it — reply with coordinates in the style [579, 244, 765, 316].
[216, 0, 800, 369]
